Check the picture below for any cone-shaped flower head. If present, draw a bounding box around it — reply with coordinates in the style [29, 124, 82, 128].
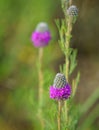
[67, 5, 78, 17]
[31, 22, 51, 47]
[50, 73, 71, 100]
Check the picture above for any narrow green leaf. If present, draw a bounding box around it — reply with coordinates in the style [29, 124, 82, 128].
[69, 49, 77, 75]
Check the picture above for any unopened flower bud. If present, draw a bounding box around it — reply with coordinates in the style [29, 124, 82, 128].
[36, 22, 49, 32]
[67, 5, 78, 17]
[53, 73, 67, 88]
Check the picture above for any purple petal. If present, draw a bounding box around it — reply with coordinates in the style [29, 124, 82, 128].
[31, 31, 51, 47]
[49, 84, 71, 100]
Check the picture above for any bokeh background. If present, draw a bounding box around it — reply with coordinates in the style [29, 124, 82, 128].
[0, 0, 99, 130]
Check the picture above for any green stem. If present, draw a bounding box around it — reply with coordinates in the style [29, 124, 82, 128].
[60, 1, 73, 130]
[65, 16, 73, 130]
[58, 101, 61, 130]
[38, 48, 43, 108]
[38, 47, 44, 129]
[65, 17, 72, 82]
[69, 0, 72, 6]
[64, 1, 73, 130]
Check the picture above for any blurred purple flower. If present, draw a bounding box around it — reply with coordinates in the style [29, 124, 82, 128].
[31, 22, 51, 47]
[49, 73, 71, 100]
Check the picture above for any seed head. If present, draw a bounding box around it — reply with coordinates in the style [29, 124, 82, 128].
[36, 22, 49, 32]
[67, 5, 78, 17]
[53, 73, 67, 88]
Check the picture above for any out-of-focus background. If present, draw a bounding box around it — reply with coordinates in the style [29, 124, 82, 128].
[0, 0, 99, 130]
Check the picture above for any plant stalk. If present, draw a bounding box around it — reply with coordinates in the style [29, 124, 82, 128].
[60, 0, 73, 129]
[64, 1, 73, 129]
[58, 101, 62, 130]
[38, 47, 44, 129]
[69, 0, 72, 6]
[38, 48, 43, 107]
[65, 17, 72, 82]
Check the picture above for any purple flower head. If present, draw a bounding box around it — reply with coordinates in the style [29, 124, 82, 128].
[31, 22, 51, 48]
[49, 73, 71, 100]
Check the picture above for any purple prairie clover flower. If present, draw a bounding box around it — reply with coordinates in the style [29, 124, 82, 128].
[49, 73, 71, 100]
[31, 22, 51, 47]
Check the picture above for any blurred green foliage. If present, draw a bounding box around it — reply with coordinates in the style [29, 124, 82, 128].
[0, 0, 99, 130]
[0, 0, 61, 129]
[0, 0, 57, 130]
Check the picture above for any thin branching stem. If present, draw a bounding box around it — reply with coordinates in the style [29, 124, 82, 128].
[65, 17, 72, 82]
[64, 1, 73, 130]
[65, 16, 73, 130]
